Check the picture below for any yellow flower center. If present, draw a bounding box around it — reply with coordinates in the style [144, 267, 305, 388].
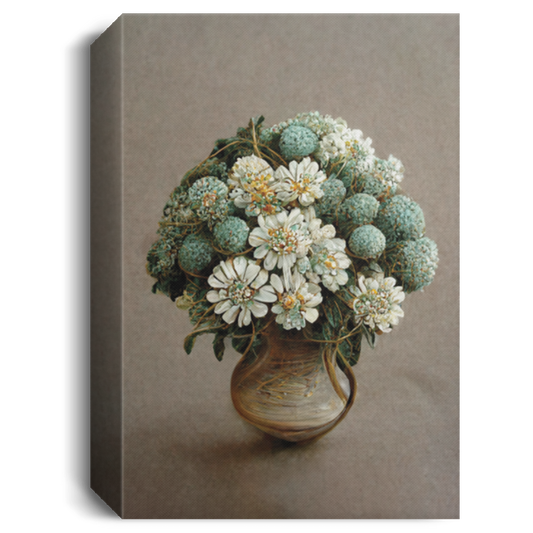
[202, 192, 218, 207]
[267, 227, 299, 255]
[290, 174, 313, 194]
[281, 294, 297, 310]
[324, 255, 337, 270]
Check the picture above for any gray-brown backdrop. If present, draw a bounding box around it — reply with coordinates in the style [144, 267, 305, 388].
[97, 13, 459, 519]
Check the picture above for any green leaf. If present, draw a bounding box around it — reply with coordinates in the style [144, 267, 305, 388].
[252, 115, 265, 127]
[214, 137, 229, 147]
[332, 300, 343, 328]
[322, 320, 334, 341]
[337, 331, 362, 367]
[188, 297, 213, 327]
[213, 331, 226, 361]
[323, 301, 342, 330]
[212, 136, 239, 154]
[323, 303, 335, 329]
[236, 127, 249, 139]
[183, 334, 196, 355]
[231, 335, 252, 355]
[183, 327, 221, 355]
[361, 325, 377, 349]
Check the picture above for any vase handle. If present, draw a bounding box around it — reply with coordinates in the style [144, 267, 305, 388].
[309, 349, 357, 442]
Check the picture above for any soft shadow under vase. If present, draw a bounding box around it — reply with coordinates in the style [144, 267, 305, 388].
[231, 326, 356, 442]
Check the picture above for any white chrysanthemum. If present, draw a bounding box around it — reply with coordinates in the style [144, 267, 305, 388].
[248, 208, 312, 283]
[302, 214, 350, 291]
[309, 247, 351, 292]
[270, 271, 323, 330]
[308, 213, 346, 252]
[316, 127, 374, 169]
[317, 131, 346, 162]
[351, 273, 405, 333]
[311, 223, 336, 243]
[206, 256, 277, 328]
[228, 155, 282, 216]
[275, 157, 327, 206]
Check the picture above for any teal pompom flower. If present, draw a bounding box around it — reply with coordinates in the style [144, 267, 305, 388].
[384, 237, 439, 293]
[314, 178, 346, 219]
[178, 234, 215, 274]
[279, 124, 319, 159]
[374, 195, 425, 243]
[348, 225, 386, 259]
[188, 177, 229, 227]
[213, 216, 250, 253]
[338, 193, 379, 230]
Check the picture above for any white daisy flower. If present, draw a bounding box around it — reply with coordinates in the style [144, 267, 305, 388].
[308, 212, 346, 252]
[228, 155, 282, 216]
[309, 247, 351, 292]
[351, 273, 405, 333]
[248, 207, 312, 284]
[275, 157, 327, 206]
[270, 271, 323, 331]
[206, 256, 277, 328]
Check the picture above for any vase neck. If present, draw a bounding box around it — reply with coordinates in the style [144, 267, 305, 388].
[261, 320, 318, 343]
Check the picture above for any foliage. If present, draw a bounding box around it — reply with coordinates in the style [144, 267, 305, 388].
[146, 113, 438, 364]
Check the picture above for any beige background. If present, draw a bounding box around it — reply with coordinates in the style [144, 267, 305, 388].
[118, 13, 458, 518]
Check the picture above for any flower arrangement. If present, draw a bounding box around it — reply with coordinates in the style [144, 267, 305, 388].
[147, 112, 438, 366]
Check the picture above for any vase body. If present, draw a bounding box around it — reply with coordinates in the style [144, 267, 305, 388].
[231, 326, 356, 442]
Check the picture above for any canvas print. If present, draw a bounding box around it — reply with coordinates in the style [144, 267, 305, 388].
[91, 14, 459, 519]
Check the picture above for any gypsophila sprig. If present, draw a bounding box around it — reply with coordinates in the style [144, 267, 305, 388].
[147, 113, 438, 364]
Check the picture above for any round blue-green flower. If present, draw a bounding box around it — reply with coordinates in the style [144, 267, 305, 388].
[259, 127, 279, 144]
[374, 195, 425, 243]
[348, 225, 386, 259]
[188, 177, 229, 224]
[225, 200, 239, 217]
[336, 159, 359, 189]
[213, 216, 250, 253]
[280, 125, 319, 159]
[338, 194, 379, 228]
[147, 239, 172, 277]
[358, 172, 397, 199]
[146, 225, 187, 277]
[178, 234, 215, 274]
[386, 237, 438, 293]
[314, 178, 346, 218]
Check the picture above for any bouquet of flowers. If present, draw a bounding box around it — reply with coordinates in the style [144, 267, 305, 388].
[147, 112, 438, 366]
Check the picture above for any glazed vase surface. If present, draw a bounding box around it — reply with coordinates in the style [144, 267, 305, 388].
[231, 326, 356, 442]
